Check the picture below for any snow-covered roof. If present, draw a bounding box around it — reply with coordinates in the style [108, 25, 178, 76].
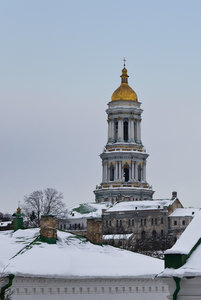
[105, 199, 175, 213]
[161, 244, 201, 277]
[65, 202, 111, 220]
[165, 210, 201, 255]
[169, 207, 200, 217]
[103, 233, 133, 240]
[160, 210, 201, 278]
[0, 221, 12, 227]
[0, 228, 164, 278]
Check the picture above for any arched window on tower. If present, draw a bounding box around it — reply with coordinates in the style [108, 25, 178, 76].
[110, 164, 114, 181]
[138, 164, 142, 182]
[114, 120, 118, 142]
[123, 121, 128, 142]
[123, 164, 129, 182]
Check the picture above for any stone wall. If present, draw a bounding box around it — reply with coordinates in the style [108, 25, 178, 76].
[11, 276, 170, 300]
[103, 209, 169, 239]
[40, 215, 57, 243]
[87, 218, 102, 244]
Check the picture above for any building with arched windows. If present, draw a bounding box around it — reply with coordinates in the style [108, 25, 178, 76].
[57, 65, 196, 253]
[94, 65, 154, 203]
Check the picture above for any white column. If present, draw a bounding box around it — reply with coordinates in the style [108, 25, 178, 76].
[115, 161, 118, 180]
[102, 163, 104, 182]
[119, 162, 122, 180]
[132, 161, 135, 180]
[111, 120, 114, 142]
[136, 121, 139, 143]
[105, 163, 108, 181]
[139, 120, 141, 143]
[128, 119, 131, 142]
[108, 164, 110, 181]
[130, 119, 134, 142]
[135, 162, 138, 181]
[143, 162, 146, 182]
[104, 162, 107, 181]
[108, 120, 112, 142]
[118, 118, 123, 142]
[129, 164, 131, 182]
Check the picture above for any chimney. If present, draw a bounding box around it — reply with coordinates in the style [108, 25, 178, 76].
[172, 191, 177, 199]
[87, 218, 102, 244]
[40, 215, 57, 244]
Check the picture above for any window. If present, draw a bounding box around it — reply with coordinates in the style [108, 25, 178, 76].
[161, 217, 163, 224]
[144, 219, 146, 226]
[106, 220, 108, 226]
[182, 220, 186, 226]
[128, 219, 131, 226]
[152, 230, 157, 238]
[151, 218, 154, 225]
[155, 218, 157, 225]
[116, 220, 119, 227]
[141, 219, 143, 226]
[110, 164, 114, 181]
[123, 164, 129, 182]
[124, 121, 128, 142]
[119, 220, 122, 226]
[132, 219, 134, 226]
[109, 220, 112, 226]
[161, 229, 164, 236]
[114, 120, 118, 142]
[174, 220, 177, 226]
[141, 231, 146, 239]
[60, 224, 62, 230]
[138, 164, 142, 181]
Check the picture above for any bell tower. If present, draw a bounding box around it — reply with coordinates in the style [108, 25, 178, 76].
[94, 63, 154, 203]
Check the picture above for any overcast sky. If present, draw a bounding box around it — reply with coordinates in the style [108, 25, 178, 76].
[0, 1, 201, 213]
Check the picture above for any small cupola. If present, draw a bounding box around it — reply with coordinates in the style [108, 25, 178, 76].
[12, 205, 24, 231]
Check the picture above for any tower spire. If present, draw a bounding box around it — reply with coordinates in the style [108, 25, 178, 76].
[121, 58, 129, 84]
[123, 57, 126, 68]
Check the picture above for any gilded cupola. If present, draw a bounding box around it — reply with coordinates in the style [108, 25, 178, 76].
[111, 64, 138, 102]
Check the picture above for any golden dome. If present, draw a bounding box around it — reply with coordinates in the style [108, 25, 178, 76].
[111, 67, 138, 101]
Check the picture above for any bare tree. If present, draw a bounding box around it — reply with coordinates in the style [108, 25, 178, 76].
[0, 269, 14, 300]
[23, 188, 66, 227]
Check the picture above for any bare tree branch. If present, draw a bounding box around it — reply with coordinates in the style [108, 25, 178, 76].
[23, 188, 65, 227]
